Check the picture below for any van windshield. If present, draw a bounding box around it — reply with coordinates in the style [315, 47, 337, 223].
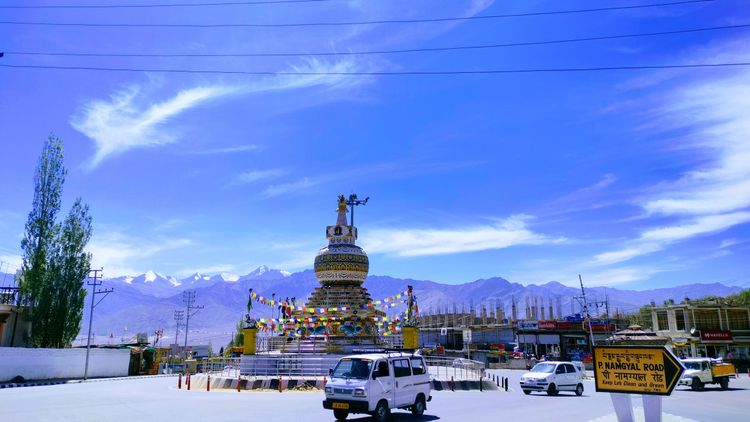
[332, 358, 373, 380]
[530, 363, 556, 373]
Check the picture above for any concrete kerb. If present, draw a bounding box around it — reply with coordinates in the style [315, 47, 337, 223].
[184, 375, 501, 392]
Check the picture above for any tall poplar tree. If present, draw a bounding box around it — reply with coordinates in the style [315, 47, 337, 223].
[18, 135, 93, 347]
[49, 199, 93, 348]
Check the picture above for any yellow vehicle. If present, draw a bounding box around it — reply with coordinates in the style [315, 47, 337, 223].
[677, 358, 735, 390]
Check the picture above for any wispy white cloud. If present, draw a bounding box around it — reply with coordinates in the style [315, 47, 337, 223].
[262, 178, 315, 198]
[71, 58, 368, 169]
[719, 238, 745, 249]
[591, 41, 750, 267]
[593, 212, 750, 266]
[640, 212, 750, 242]
[87, 231, 192, 277]
[363, 215, 564, 257]
[72, 84, 235, 169]
[233, 169, 288, 186]
[195, 145, 258, 155]
[640, 63, 750, 217]
[257, 159, 484, 199]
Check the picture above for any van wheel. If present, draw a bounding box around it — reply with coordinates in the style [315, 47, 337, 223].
[691, 378, 703, 391]
[411, 395, 425, 417]
[547, 383, 558, 396]
[523, 390, 531, 395]
[719, 377, 729, 390]
[373, 400, 390, 422]
[333, 409, 349, 421]
[575, 384, 584, 396]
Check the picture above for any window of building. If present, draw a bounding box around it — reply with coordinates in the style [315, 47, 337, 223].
[693, 309, 721, 330]
[727, 310, 750, 330]
[656, 311, 669, 331]
[674, 309, 686, 331]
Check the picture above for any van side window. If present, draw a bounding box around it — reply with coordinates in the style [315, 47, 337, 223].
[376, 360, 389, 376]
[393, 359, 411, 377]
[411, 357, 426, 375]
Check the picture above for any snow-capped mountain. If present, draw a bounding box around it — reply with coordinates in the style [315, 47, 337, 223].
[4, 266, 744, 348]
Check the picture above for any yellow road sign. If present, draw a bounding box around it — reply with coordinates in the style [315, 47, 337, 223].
[593, 346, 685, 396]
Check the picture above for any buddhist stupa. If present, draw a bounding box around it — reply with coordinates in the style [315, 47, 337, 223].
[300, 195, 383, 338]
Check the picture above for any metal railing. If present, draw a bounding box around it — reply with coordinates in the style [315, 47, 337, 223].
[256, 334, 404, 354]
[199, 354, 486, 380]
[203, 357, 242, 378]
[0, 287, 19, 306]
[423, 356, 485, 381]
[241, 354, 341, 377]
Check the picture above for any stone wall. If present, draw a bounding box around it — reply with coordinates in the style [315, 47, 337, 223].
[0, 347, 130, 382]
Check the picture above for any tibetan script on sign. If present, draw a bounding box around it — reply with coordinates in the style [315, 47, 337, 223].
[593, 346, 684, 396]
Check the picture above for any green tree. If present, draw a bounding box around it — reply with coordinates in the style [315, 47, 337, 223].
[626, 305, 653, 329]
[48, 199, 92, 347]
[227, 318, 244, 350]
[18, 135, 93, 348]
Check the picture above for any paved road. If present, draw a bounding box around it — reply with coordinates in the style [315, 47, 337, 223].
[0, 371, 747, 421]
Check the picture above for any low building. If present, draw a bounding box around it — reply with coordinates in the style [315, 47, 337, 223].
[650, 301, 750, 362]
[515, 319, 619, 361]
[607, 324, 667, 346]
[0, 286, 31, 347]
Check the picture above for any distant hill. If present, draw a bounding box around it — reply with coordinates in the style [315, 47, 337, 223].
[2, 268, 742, 347]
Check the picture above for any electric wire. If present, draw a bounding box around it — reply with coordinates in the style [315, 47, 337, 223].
[1, 62, 748, 76]
[0, 0, 714, 28]
[0, 0, 333, 9]
[3, 23, 747, 58]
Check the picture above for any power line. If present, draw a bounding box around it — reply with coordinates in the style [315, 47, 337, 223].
[1, 62, 748, 76]
[5, 23, 747, 58]
[0, 0, 714, 28]
[0, 0, 333, 8]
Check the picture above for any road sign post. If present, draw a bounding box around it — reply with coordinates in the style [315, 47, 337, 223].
[593, 346, 685, 422]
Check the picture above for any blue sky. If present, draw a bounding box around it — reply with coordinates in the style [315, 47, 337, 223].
[2, 0, 750, 289]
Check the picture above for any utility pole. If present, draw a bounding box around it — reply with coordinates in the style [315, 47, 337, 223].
[576, 274, 595, 355]
[172, 311, 184, 371]
[84, 268, 112, 381]
[174, 310, 184, 345]
[182, 291, 204, 360]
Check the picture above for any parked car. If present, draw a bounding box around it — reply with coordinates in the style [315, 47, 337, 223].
[519, 361, 584, 396]
[323, 352, 432, 422]
[451, 358, 474, 369]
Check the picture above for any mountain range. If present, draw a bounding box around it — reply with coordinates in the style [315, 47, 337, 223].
[1, 267, 743, 347]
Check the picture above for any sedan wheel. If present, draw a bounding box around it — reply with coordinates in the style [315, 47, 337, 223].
[575, 383, 584, 396]
[547, 383, 558, 396]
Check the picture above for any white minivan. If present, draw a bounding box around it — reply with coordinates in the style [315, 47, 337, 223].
[519, 361, 584, 396]
[323, 352, 432, 421]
